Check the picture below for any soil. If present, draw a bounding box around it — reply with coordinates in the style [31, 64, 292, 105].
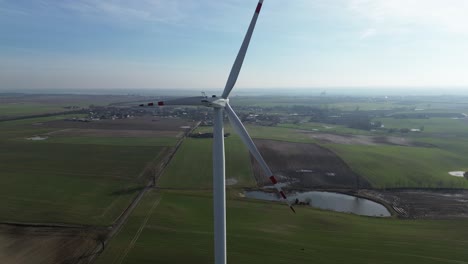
[251, 139, 371, 189]
[359, 189, 468, 219]
[0, 225, 103, 264]
[302, 132, 433, 147]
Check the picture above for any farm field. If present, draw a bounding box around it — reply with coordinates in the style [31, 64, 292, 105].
[158, 136, 256, 189]
[96, 189, 468, 264]
[229, 95, 468, 112]
[2, 94, 468, 264]
[0, 140, 163, 225]
[315, 117, 468, 189]
[278, 122, 375, 135]
[95, 109, 468, 263]
[0, 114, 192, 225]
[160, 117, 468, 219]
[375, 117, 468, 136]
[197, 124, 314, 143]
[0, 224, 101, 264]
[0, 94, 139, 118]
[327, 143, 468, 188]
[251, 139, 369, 189]
[196, 120, 468, 189]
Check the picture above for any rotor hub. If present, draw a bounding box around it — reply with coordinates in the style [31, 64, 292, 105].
[202, 97, 229, 108]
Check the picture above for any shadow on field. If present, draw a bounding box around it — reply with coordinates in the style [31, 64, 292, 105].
[110, 187, 144, 196]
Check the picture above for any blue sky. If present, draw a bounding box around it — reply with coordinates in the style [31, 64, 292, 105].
[1, 0, 468, 91]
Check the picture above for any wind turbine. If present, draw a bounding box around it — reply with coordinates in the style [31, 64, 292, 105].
[143, 1, 294, 263]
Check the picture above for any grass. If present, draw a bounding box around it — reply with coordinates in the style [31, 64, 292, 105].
[418, 137, 468, 157]
[0, 94, 120, 118]
[96, 189, 468, 264]
[375, 117, 468, 136]
[158, 136, 256, 189]
[0, 141, 166, 225]
[0, 103, 78, 117]
[328, 102, 399, 111]
[0, 115, 176, 225]
[327, 144, 468, 188]
[197, 124, 315, 143]
[0, 114, 179, 147]
[97, 123, 468, 263]
[17, 136, 178, 147]
[4, 97, 468, 263]
[0, 114, 84, 139]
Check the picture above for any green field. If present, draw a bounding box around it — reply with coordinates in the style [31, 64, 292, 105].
[158, 136, 255, 189]
[0, 94, 126, 118]
[97, 189, 468, 264]
[0, 141, 165, 225]
[18, 136, 178, 147]
[0, 115, 176, 225]
[327, 144, 468, 188]
[197, 124, 314, 143]
[0, 115, 80, 138]
[96, 126, 468, 263]
[375, 117, 468, 136]
[3, 95, 468, 264]
[0, 103, 76, 117]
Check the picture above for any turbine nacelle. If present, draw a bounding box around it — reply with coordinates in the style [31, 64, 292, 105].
[205, 97, 229, 108]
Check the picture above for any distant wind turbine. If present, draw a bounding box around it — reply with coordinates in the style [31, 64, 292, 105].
[143, 1, 294, 263]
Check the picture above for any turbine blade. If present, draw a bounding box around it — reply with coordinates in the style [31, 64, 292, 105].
[221, 0, 264, 99]
[143, 96, 206, 106]
[225, 103, 295, 213]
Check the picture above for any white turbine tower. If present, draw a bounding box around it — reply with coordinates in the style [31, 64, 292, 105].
[144, 1, 294, 263]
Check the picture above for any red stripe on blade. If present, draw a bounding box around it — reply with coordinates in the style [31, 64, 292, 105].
[148, 102, 154, 106]
[279, 191, 286, 199]
[158, 101, 164, 106]
[255, 3, 262, 13]
[269, 176, 277, 184]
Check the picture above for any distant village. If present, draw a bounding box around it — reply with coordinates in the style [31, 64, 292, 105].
[62, 98, 466, 135]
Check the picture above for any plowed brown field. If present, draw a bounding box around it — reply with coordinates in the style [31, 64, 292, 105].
[251, 139, 371, 189]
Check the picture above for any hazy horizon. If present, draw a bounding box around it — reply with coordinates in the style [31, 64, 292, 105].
[2, 86, 468, 97]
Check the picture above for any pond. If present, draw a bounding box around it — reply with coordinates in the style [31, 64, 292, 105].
[245, 191, 391, 217]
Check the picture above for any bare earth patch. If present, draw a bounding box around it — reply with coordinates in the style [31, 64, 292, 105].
[0, 225, 102, 264]
[251, 139, 370, 189]
[360, 189, 468, 219]
[302, 132, 433, 147]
